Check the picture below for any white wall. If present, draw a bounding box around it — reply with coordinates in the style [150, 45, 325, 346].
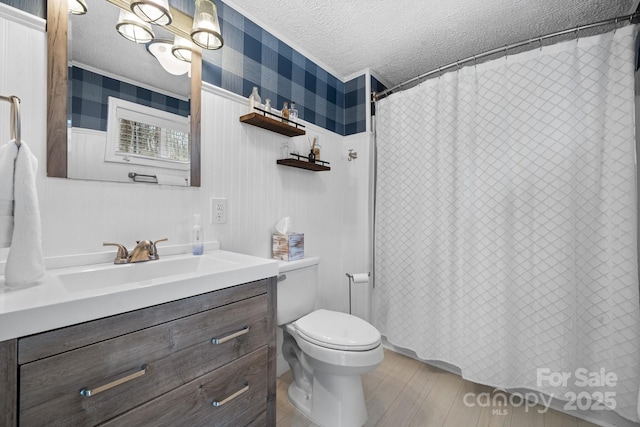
[202, 86, 372, 313]
[0, 7, 372, 315]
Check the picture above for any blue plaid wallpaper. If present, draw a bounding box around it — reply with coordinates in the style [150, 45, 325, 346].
[0, 0, 369, 135]
[371, 75, 387, 98]
[370, 75, 387, 117]
[0, 0, 44, 18]
[345, 75, 366, 135]
[70, 66, 190, 132]
[171, 0, 366, 136]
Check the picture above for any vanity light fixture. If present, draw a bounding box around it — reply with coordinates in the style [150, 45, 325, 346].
[68, 0, 87, 15]
[116, 9, 155, 44]
[191, 0, 224, 50]
[147, 39, 191, 75]
[172, 36, 193, 63]
[131, 0, 173, 26]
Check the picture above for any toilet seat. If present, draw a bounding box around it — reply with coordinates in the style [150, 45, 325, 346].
[293, 309, 381, 351]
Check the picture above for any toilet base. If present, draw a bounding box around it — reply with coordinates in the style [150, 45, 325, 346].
[288, 370, 368, 427]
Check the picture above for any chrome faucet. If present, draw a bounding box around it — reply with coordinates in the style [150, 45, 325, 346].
[103, 238, 168, 264]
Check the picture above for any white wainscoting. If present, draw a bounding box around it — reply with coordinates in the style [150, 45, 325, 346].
[0, 6, 372, 314]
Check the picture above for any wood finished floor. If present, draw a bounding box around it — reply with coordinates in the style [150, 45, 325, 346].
[276, 348, 600, 427]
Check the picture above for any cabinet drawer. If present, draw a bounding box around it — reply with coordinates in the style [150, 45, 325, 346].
[102, 346, 268, 427]
[19, 294, 268, 427]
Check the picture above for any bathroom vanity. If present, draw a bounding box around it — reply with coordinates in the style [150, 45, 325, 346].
[0, 250, 278, 426]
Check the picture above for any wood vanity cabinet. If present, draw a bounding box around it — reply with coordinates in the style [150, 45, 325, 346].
[0, 277, 277, 426]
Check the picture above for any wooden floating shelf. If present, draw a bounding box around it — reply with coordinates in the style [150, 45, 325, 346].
[277, 159, 330, 172]
[239, 112, 306, 137]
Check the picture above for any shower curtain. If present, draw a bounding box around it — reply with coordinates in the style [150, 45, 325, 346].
[374, 25, 640, 422]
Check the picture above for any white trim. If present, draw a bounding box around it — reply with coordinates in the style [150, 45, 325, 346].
[71, 126, 105, 137]
[71, 61, 190, 101]
[202, 80, 248, 104]
[364, 69, 372, 133]
[0, 2, 45, 32]
[220, 0, 346, 82]
[369, 70, 394, 92]
[343, 131, 372, 143]
[343, 69, 369, 83]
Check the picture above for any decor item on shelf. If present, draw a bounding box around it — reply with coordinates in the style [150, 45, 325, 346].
[131, 0, 173, 26]
[171, 35, 193, 62]
[264, 98, 272, 113]
[289, 102, 299, 125]
[191, 0, 224, 50]
[248, 87, 262, 113]
[116, 9, 155, 43]
[280, 140, 289, 160]
[68, 0, 87, 15]
[308, 136, 319, 161]
[281, 102, 290, 123]
[312, 136, 320, 160]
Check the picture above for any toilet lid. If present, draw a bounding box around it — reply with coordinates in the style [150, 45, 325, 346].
[293, 309, 381, 351]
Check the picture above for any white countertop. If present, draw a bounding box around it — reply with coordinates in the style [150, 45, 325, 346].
[0, 249, 279, 342]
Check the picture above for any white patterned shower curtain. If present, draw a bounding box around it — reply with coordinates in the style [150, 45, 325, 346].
[374, 25, 640, 422]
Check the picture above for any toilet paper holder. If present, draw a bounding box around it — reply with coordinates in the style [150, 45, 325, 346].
[345, 272, 370, 315]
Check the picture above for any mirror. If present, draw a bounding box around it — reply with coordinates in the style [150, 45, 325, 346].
[47, 0, 202, 186]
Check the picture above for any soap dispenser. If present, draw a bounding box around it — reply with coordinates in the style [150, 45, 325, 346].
[192, 214, 204, 255]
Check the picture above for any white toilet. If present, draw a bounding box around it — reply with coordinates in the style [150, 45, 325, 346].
[277, 257, 383, 427]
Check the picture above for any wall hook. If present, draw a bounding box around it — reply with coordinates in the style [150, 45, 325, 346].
[348, 149, 358, 161]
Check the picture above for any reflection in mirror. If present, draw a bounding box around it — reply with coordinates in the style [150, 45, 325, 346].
[46, 0, 202, 187]
[68, 0, 190, 185]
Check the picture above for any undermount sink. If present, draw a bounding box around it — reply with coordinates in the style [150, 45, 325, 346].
[59, 254, 238, 292]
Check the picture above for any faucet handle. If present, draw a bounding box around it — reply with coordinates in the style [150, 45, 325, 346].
[151, 238, 168, 260]
[103, 242, 129, 264]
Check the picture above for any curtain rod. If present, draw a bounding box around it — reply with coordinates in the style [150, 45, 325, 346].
[374, 12, 638, 101]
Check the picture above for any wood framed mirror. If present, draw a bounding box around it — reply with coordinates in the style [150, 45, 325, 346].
[46, 0, 201, 187]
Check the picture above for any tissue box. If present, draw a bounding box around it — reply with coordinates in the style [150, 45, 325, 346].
[272, 233, 304, 261]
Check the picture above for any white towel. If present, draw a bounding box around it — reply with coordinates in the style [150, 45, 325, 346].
[4, 141, 44, 287]
[0, 140, 18, 247]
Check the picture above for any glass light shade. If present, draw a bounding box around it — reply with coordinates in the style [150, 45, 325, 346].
[147, 40, 191, 75]
[131, 0, 173, 26]
[172, 36, 193, 63]
[116, 10, 154, 44]
[68, 0, 87, 15]
[191, 0, 224, 50]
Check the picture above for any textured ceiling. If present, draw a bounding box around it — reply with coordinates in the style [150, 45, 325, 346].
[224, 0, 638, 88]
[72, 0, 638, 96]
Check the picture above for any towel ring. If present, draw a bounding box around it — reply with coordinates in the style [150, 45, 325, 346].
[1, 95, 20, 147]
[10, 96, 20, 147]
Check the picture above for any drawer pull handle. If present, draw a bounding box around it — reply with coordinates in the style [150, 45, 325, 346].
[211, 326, 249, 345]
[212, 382, 250, 407]
[79, 364, 148, 397]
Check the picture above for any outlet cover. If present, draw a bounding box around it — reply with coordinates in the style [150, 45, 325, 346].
[210, 197, 227, 224]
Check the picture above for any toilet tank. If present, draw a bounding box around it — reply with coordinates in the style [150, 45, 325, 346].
[277, 257, 319, 325]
